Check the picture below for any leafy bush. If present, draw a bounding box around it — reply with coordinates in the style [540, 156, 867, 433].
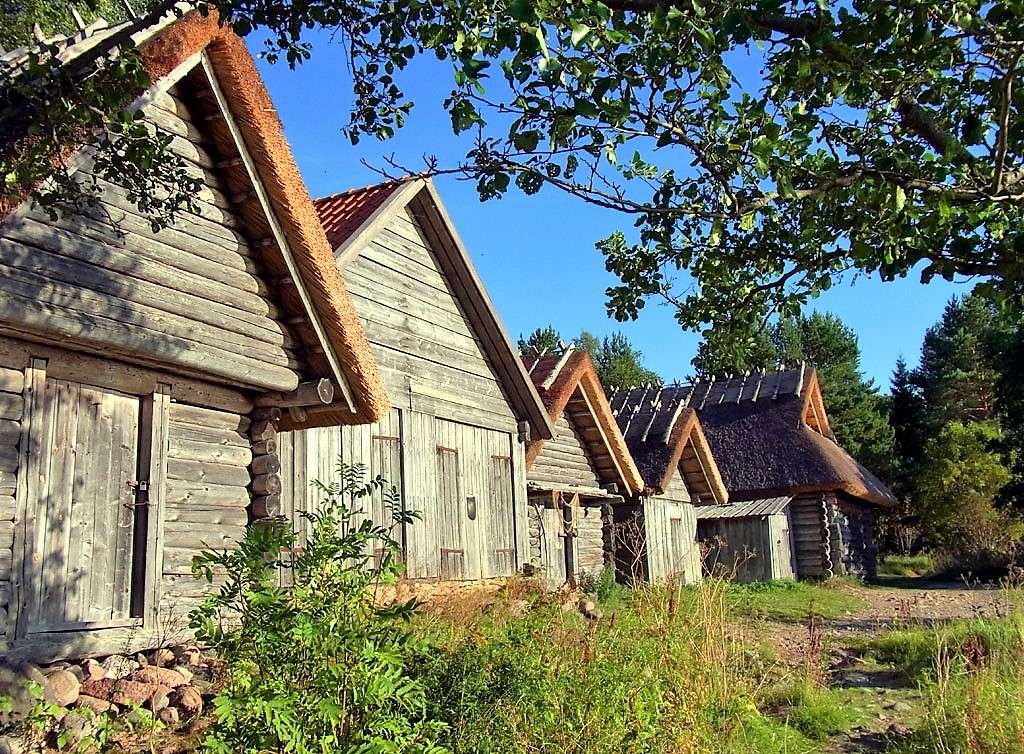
[190, 465, 448, 754]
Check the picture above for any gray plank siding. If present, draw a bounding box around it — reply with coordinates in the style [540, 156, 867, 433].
[0, 84, 302, 392]
[343, 207, 516, 430]
[698, 513, 796, 583]
[643, 495, 701, 584]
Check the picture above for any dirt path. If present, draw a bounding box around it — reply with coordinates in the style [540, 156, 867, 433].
[762, 582, 1009, 753]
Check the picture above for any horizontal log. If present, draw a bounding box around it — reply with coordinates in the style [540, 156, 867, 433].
[167, 459, 251, 488]
[255, 379, 334, 408]
[0, 495, 14, 520]
[0, 261, 297, 369]
[252, 473, 281, 496]
[4, 218, 277, 320]
[163, 527, 247, 552]
[250, 454, 280, 475]
[170, 404, 250, 434]
[0, 368, 22, 394]
[0, 392, 22, 421]
[0, 470, 16, 497]
[0, 287, 300, 392]
[169, 422, 249, 450]
[168, 437, 253, 467]
[163, 503, 248, 527]
[0, 446, 18, 473]
[250, 407, 282, 423]
[251, 494, 281, 519]
[0, 419, 19, 447]
[164, 480, 250, 508]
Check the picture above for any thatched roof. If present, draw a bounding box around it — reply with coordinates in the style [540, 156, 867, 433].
[604, 382, 728, 504]
[609, 367, 896, 507]
[0, 9, 390, 426]
[522, 348, 645, 497]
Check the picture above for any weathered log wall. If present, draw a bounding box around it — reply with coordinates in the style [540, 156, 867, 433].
[0, 367, 23, 638]
[831, 495, 878, 580]
[529, 411, 602, 491]
[0, 85, 302, 393]
[789, 493, 828, 578]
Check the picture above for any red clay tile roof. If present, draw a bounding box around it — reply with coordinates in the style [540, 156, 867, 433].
[314, 180, 410, 249]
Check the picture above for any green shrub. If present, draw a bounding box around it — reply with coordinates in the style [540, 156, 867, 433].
[190, 464, 448, 754]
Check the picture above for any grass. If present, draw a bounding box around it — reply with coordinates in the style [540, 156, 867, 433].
[877, 554, 938, 579]
[856, 610, 1024, 754]
[411, 578, 838, 754]
[761, 678, 860, 741]
[723, 578, 866, 622]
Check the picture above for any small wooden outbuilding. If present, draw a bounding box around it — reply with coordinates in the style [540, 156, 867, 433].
[0, 12, 388, 660]
[621, 367, 895, 581]
[694, 497, 796, 582]
[521, 347, 645, 586]
[607, 388, 729, 584]
[277, 178, 554, 582]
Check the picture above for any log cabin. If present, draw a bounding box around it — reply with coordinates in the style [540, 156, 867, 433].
[276, 177, 554, 582]
[0, 11, 389, 661]
[618, 367, 896, 581]
[521, 346, 645, 587]
[607, 386, 728, 584]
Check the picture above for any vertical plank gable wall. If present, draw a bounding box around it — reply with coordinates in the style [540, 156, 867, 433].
[280, 205, 526, 581]
[644, 469, 700, 583]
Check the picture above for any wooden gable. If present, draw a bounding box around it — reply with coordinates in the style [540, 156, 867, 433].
[317, 180, 553, 438]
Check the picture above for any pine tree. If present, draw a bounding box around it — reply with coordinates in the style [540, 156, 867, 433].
[913, 294, 1008, 431]
[577, 331, 661, 389]
[518, 326, 562, 357]
[691, 324, 779, 378]
[772, 313, 896, 480]
[888, 356, 926, 494]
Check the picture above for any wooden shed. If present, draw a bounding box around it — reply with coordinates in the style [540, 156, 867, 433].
[694, 497, 796, 582]
[620, 367, 896, 580]
[521, 347, 645, 587]
[277, 178, 554, 582]
[0, 12, 388, 661]
[607, 388, 729, 584]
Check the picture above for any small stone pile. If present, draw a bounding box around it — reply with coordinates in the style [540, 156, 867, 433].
[0, 645, 218, 750]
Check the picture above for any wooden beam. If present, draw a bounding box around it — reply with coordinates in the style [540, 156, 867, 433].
[255, 378, 334, 408]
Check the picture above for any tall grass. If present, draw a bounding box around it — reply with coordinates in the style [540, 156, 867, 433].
[412, 577, 838, 754]
[870, 612, 1024, 753]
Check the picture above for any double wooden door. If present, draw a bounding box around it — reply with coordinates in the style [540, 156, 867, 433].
[434, 419, 517, 580]
[22, 378, 145, 635]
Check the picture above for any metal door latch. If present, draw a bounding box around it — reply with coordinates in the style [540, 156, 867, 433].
[126, 479, 150, 508]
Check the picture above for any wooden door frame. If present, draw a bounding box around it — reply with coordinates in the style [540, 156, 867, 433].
[6, 358, 171, 646]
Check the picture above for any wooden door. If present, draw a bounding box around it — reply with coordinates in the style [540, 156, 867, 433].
[435, 446, 464, 579]
[669, 517, 684, 576]
[27, 379, 142, 633]
[485, 453, 517, 577]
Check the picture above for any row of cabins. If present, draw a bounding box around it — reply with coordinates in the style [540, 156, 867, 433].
[0, 11, 896, 661]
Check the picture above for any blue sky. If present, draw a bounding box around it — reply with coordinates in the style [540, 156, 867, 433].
[252, 34, 969, 390]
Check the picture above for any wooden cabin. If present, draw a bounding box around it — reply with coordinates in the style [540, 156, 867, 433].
[621, 368, 895, 581]
[0, 13, 389, 661]
[694, 497, 796, 582]
[276, 178, 554, 582]
[607, 388, 729, 584]
[521, 347, 645, 587]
